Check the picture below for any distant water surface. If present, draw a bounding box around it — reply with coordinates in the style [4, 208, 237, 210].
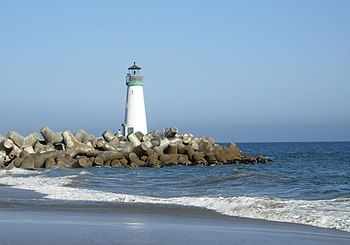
[1, 142, 349, 232]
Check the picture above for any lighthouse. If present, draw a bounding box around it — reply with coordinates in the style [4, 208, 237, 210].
[122, 62, 148, 137]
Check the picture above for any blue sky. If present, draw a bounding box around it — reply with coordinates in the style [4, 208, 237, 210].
[0, 0, 349, 142]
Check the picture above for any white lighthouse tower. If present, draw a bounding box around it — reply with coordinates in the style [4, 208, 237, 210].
[122, 62, 148, 137]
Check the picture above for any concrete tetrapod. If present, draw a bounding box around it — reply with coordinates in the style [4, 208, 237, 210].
[85, 150, 124, 162]
[72, 156, 92, 168]
[62, 131, 95, 158]
[75, 129, 95, 144]
[40, 126, 63, 144]
[164, 126, 178, 138]
[102, 130, 115, 142]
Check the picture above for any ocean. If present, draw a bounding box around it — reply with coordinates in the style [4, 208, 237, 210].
[0, 142, 349, 232]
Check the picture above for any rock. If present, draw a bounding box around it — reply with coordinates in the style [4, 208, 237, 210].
[164, 126, 178, 138]
[111, 159, 122, 167]
[40, 126, 63, 144]
[8, 145, 21, 159]
[108, 137, 120, 147]
[33, 141, 44, 153]
[198, 138, 210, 152]
[1, 156, 11, 168]
[34, 141, 56, 154]
[23, 132, 40, 148]
[2, 139, 15, 152]
[192, 152, 207, 165]
[129, 152, 146, 167]
[141, 141, 153, 151]
[6, 162, 14, 170]
[159, 138, 170, 151]
[153, 146, 164, 156]
[44, 157, 56, 168]
[182, 133, 192, 144]
[93, 156, 104, 166]
[241, 156, 257, 163]
[142, 133, 153, 142]
[133, 145, 146, 157]
[177, 143, 186, 154]
[159, 154, 179, 166]
[151, 130, 162, 138]
[190, 138, 199, 151]
[145, 149, 155, 156]
[12, 157, 24, 168]
[94, 138, 116, 151]
[0, 139, 8, 154]
[23, 146, 35, 155]
[228, 143, 243, 156]
[57, 156, 72, 168]
[256, 155, 271, 163]
[85, 151, 123, 162]
[62, 131, 94, 157]
[164, 144, 178, 154]
[168, 137, 182, 145]
[178, 154, 191, 165]
[150, 138, 161, 147]
[75, 129, 94, 144]
[205, 151, 217, 163]
[214, 149, 227, 163]
[207, 137, 215, 145]
[19, 150, 30, 158]
[184, 145, 195, 160]
[133, 142, 152, 157]
[7, 131, 25, 148]
[134, 131, 144, 141]
[128, 132, 141, 146]
[102, 130, 115, 142]
[72, 156, 92, 168]
[147, 153, 160, 167]
[92, 137, 103, 148]
[0, 150, 6, 164]
[120, 157, 129, 167]
[32, 151, 59, 168]
[121, 141, 134, 157]
[20, 156, 35, 169]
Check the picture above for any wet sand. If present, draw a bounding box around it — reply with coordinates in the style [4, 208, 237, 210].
[0, 186, 349, 245]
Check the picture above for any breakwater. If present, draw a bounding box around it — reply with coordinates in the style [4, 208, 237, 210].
[0, 126, 271, 169]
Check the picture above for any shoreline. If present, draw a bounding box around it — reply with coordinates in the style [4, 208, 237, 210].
[1, 185, 349, 244]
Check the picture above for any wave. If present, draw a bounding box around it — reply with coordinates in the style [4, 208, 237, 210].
[79, 170, 94, 176]
[0, 168, 42, 177]
[0, 169, 349, 232]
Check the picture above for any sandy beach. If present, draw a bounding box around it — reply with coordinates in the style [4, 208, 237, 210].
[0, 186, 349, 245]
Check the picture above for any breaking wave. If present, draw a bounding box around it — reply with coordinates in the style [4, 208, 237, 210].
[0, 169, 349, 232]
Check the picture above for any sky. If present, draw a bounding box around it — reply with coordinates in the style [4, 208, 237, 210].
[0, 0, 349, 142]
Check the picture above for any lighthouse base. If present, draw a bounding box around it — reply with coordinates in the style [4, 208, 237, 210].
[123, 85, 148, 137]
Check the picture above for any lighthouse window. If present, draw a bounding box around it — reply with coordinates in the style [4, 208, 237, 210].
[130, 90, 134, 95]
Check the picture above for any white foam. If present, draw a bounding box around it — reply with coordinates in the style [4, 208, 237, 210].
[0, 172, 349, 232]
[0, 168, 41, 177]
[79, 170, 94, 176]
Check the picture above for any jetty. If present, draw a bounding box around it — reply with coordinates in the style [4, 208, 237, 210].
[0, 126, 271, 169]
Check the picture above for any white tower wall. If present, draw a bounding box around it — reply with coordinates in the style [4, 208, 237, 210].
[124, 85, 148, 136]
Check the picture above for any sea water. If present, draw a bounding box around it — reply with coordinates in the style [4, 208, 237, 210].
[0, 142, 349, 231]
